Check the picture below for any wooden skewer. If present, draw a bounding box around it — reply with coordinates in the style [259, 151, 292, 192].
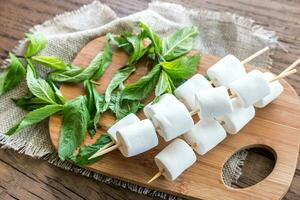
[89, 140, 115, 159]
[278, 58, 300, 76]
[269, 69, 297, 83]
[89, 143, 121, 159]
[147, 170, 164, 184]
[241, 47, 269, 65]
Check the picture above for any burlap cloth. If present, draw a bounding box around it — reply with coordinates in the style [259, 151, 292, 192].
[0, 1, 277, 199]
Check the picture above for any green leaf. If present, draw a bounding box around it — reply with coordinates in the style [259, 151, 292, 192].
[26, 67, 57, 104]
[121, 64, 161, 101]
[126, 35, 149, 65]
[162, 26, 199, 61]
[32, 55, 68, 70]
[139, 22, 162, 55]
[69, 134, 112, 166]
[109, 33, 133, 54]
[110, 92, 143, 120]
[83, 81, 105, 137]
[0, 53, 26, 95]
[13, 95, 49, 111]
[155, 70, 175, 97]
[160, 54, 201, 85]
[91, 34, 112, 80]
[5, 104, 63, 136]
[49, 82, 66, 105]
[48, 39, 112, 83]
[25, 33, 47, 57]
[105, 66, 136, 105]
[58, 96, 90, 161]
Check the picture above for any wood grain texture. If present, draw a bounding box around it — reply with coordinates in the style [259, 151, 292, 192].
[0, 0, 299, 199]
[48, 37, 300, 200]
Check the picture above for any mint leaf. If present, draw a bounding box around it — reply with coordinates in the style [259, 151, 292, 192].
[121, 64, 161, 101]
[32, 55, 68, 70]
[127, 35, 149, 65]
[155, 70, 175, 97]
[84, 80, 105, 137]
[5, 104, 63, 136]
[69, 134, 112, 166]
[26, 67, 57, 104]
[109, 33, 133, 54]
[91, 34, 112, 80]
[48, 38, 112, 83]
[58, 96, 90, 161]
[0, 53, 26, 95]
[161, 54, 201, 85]
[13, 95, 49, 111]
[49, 82, 66, 105]
[162, 26, 199, 61]
[25, 33, 47, 57]
[139, 22, 162, 55]
[110, 91, 143, 120]
[105, 66, 136, 105]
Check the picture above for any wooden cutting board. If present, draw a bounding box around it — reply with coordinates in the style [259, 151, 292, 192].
[49, 37, 300, 200]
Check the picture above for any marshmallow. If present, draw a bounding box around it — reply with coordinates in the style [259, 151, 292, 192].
[254, 72, 283, 108]
[155, 139, 196, 181]
[144, 94, 194, 141]
[218, 98, 255, 134]
[116, 119, 158, 157]
[107, 113, 140, 142]
[195, 86, 233, 119]
[229, 70, 271, 108]
[207, 55, 246, 88]
[174, 74, 213, 111]
[144, 94, 179, 127]
[184, 119, 226, 155]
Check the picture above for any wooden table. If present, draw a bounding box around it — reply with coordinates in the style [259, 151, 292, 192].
[0, 0, 299, 199]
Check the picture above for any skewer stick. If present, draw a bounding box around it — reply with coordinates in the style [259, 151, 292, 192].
[147, 170, 164, 184]
[90, 140, 115, 159]
[279, 58, 300, 76]
[270, 69, 297, 83]
[241, 47, 270, 65]
[89, 143, 121, 159]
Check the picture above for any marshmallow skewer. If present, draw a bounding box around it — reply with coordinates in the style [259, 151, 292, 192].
[148, 139, 196, 184]
[207, 47, 269, 88]
[89, 119, 158, 159]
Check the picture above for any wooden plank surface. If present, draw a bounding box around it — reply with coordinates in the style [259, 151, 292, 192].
[0, 0, 299, 199]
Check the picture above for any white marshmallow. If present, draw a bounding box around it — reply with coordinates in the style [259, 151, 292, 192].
[174, 74, 213, 111]
[254, 72, 283, 108]
[155, 139, 196, 181]
[107, 113, 140, 142]
[207, 55, 246, 88]
[116, 119, 158, 157]
[195, 86, 233, 119]
[144, 94, 194, 141]
[218, 98, 255, 134]
[229, 70, 271, 108]
[144, 94, 179, 127]
[184, 119, 226, 155]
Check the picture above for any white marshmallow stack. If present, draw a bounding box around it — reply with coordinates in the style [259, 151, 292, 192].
[195, 86, 233, 119]
[107, 113, 140, 142]
[184, 119, 227, 155]
[229, 70, 271, 108]
[217, 98, 255, 134]
[254, 72, 283, 108]
[144, 94, 194, 142]
[207, 55, 246, 88]
[174, 74, 213, 111]
[116, 119, 158, 157]
[154, 139, 196, 181]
